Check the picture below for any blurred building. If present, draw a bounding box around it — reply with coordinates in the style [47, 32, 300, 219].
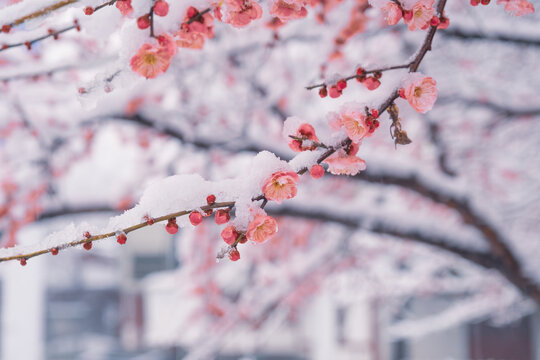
[1, 222, 539, 360]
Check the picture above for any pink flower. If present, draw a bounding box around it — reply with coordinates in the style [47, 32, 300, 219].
[130, 41, 174, 79]
[497, 0, 534, 15]
[331, 110, 374, 143]
[324, 150, 366, 176]
[270, 0, 308, 21]
[246, 215, 278, 243]
[116, 0, 133, 16]
[156, 34, 177, 57]
[217, 0, 263, 27]
[383, 2, 402, 25]
[262, 171, 299, 203]
[175, 7, 215, 49]
[288, 123, 319, 152]
[403, 73, 438, 113]
[403, 0, 434, 30]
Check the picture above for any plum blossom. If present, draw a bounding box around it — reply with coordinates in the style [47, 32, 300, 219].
[176, 7, 215, 49]
[216, 0, 263, 27]
[270, 0, 308, 21]
[324, 150, 366, 176]
[497, 0, 534, 15]
[288, 123, 319, 152]
[330, 109, 374, 143]
[262, 171, 299, 203]
[402, 0, 434, 31]
[383, 2, 403, 25]
[130, 36, 176, 79]
[402, 72, 438, 113]
[246, 214, 278, 243]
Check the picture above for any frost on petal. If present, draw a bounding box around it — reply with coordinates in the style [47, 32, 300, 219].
[175, 7, 215, 49]
[404, 3, 434, 30]
[324, 151, 366, 176]
[219, 0, 263, 27]
[332, 108, 373, 143]
[497, 0, 534, 15]
[262, 171, 299, 203]
[402, 73, 438, 113]
[246, 215, 278, 243]
[270, 0, 309, 21]
[383, 2, 403, 25]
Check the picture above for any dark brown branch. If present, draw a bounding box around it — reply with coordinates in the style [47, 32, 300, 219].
[0, 0, 117, 53]
[1, 25, 76, 53]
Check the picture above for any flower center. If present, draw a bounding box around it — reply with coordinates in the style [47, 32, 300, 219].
[414, 86, 423, 97]
[144, 53, 157, 65]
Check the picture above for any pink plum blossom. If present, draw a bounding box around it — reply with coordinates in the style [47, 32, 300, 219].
[217, 0, 263, 27]
[497, 0, 534, 15]
[246, 214, 278, 243]
[262, 171, 299, 203]
[130, 39, 175, 79]
[288, 123, 319, 152]
[401, 0, 434, 30]
[270, 0, 308, 21]
[383, 2, 402, 25]
[402, 73, 438, 113]
[330, 110, 374, 143]
[175, 7, 215, 49]
[324, 150, 367, 176]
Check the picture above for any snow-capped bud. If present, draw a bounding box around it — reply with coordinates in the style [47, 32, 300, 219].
[83, 231, 91, 238]
[144, 215, 155, 225]
[336, 79, 347, 91]
[189, 211, 203, 226]
[20, 258, 27, 266]
[84, 6, 94, 15]
[51, 248, 59, 256]
[206, 194, 216, 205]
[363, 77, 380, 90]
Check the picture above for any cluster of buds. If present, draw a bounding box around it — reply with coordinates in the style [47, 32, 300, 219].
[365, 108, 381, 134]
[318, 67, 383, 99]
[137, 1, 169, 29]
